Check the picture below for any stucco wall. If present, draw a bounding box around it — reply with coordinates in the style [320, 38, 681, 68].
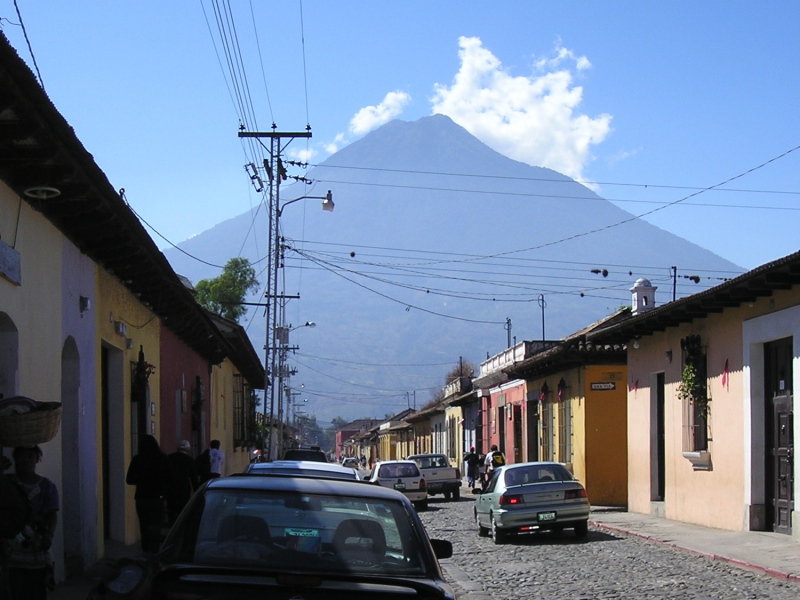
[0, 187, 66, 577]
[627, 305, 755, 531]
[96, 268, 160, 545]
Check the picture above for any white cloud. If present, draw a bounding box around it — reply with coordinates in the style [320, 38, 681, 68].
[431, 36, 611, 183]
[349, 91, 411, 135]
[289, 147, 317, 163]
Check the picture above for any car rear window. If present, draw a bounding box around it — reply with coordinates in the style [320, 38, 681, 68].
[503, 464, 574, 486]
[167, 488, 429, 576]
[378, 463, 419, 478]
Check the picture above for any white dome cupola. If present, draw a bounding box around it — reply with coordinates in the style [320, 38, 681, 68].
[630, 278, 657, 315]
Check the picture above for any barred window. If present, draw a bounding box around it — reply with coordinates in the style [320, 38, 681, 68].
[557, 399, 572, 462]
[540, 402, 554, 461]
[680, 335, 709, 452]
[233, 374, 245, 445]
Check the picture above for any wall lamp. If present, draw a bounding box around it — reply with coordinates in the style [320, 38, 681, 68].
[665, 350, 673, 363]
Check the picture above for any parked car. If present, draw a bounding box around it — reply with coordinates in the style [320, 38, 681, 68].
[407, 453, 462, 500]
[282, 445, 328, 462]
[367, 460, 428, 510]
[246, 459, 361, 480]
[341, 457, 360, 469]
[474, 461, 590, 544]
[88, 475, 455, 599]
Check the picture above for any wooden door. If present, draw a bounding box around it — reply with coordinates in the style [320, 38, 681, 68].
[765, 338, 794, 534]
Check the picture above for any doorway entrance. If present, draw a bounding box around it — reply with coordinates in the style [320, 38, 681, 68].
[764, 337, 794, 534]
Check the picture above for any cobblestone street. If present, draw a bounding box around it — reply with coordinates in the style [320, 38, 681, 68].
[418, 496, 800, 600]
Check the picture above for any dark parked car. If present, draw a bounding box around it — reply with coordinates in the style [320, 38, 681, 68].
[474, 461, 590, 544]
[282, 446, 328, 462]
[89, 475, 456, 599]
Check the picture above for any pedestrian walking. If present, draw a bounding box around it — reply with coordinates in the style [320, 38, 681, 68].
[166, 440, 199, 524]
[208, 439, 224, 479]
[126, 435, 171, 553]
[483, 444, 505, 489]
[6, 445, 59, 600]
[463, 446, 481, 488]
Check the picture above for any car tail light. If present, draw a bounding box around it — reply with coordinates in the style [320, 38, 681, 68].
[499, 494, 524, 506]
[420, 478, 427, 491]
[565, 489, 588, 499]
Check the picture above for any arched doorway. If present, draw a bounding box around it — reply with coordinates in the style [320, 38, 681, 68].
[60, 336, 83, 576]
[0, 312, 19, 399]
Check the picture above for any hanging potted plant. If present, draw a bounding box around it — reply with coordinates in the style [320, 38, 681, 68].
[677, 361, 709, 418]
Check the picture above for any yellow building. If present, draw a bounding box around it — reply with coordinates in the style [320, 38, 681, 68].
[504, 313, 629, 506]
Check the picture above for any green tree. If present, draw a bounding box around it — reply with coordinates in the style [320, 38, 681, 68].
[195, 257, 259, 322]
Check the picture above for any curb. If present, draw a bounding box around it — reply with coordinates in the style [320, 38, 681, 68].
[589, 520, 800, 583]
[440, 559, 495, 600]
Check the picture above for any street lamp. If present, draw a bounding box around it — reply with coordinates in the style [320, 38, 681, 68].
[264, 189, 334, 460]
[277, 190, 334, 216]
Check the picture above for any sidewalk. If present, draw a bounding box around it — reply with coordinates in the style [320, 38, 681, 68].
[51, 539, 141, 600]
[588, 506, 800, 582]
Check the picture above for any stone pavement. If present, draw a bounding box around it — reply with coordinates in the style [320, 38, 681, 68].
[437, 503, 800, 599]
[53, 502, 800, 599]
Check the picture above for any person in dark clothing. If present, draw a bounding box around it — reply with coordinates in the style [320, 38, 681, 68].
[463, 446, 481, 488]
[195, 448, 212, 484]
[126, 435, 171, 553]
[166, 440, 199, 524]
[6, 446, 59, 600]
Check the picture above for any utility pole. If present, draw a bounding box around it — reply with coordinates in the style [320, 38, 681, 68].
[538, 294, 547, 342]
[238, 127, 311, 460]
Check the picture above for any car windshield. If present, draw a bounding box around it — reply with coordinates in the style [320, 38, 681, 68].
[163, 488, 429, 575]
[503, 464, 574, 486]
[378, 463, 419, 478]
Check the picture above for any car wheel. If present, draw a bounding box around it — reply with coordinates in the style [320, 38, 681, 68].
[574, 520, 589, 539]
[476, 511, 489, 537]
[443, 490, 451, 500]
[490, 515, 505, 545]
[452, 488, 460, 501]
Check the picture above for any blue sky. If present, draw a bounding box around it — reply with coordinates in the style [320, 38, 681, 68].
[2, 1, 798, 273]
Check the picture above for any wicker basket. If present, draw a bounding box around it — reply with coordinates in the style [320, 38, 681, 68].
[0, 401, 62, 447]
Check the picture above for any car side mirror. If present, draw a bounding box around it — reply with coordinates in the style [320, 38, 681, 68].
[429, 539, 452, 559]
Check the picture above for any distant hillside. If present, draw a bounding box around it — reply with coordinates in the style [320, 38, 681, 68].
[165, 115, 741, 425]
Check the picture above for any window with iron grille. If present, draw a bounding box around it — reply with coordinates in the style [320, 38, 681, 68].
[557, 398, 572, 462]
[680, 335, 709, 452]
[233, 374, 245, 445]
[540, 401, 553, 461]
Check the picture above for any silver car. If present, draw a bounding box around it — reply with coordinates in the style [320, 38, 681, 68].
[474, 461, 590, 543]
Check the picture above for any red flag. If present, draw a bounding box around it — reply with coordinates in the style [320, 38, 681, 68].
[721, 359, 729, 388]
[629, 379, 639, 392]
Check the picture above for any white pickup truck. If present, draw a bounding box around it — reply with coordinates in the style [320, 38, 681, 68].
[407, 453, 462, 501]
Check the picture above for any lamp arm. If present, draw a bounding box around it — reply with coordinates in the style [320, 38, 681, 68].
[278, 191, 332, 216]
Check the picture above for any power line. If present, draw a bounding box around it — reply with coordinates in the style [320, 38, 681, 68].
[311, 162, 800, 198]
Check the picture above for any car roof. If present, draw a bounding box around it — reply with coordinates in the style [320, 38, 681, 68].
[375, 459, 417, 465]
[503, 461, 564, 469]
[247, 460, 360, 479]
[207, 474, 407, 502]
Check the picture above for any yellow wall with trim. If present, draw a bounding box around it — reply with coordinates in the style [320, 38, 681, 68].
[95, 268, 160, 545]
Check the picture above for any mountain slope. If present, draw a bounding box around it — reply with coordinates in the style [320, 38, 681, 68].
[165, 115, 741, 424]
